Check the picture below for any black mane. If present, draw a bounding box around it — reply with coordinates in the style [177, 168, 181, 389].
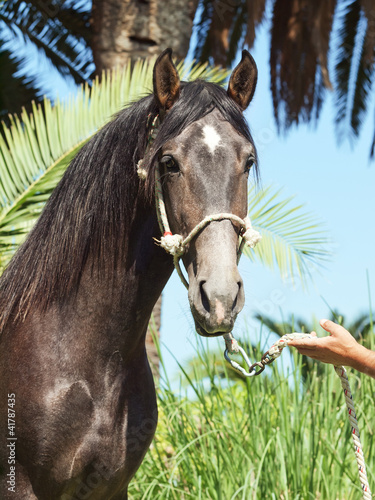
[0, 79, 256, 332]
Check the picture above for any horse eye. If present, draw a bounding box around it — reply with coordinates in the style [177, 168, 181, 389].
[160, 155, 179, 173]
[245, 155, 255, 173]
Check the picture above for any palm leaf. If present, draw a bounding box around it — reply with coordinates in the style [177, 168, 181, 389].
[0, 58, 228, 270]
[333, 0, 361, 138]
[227, 3, 247, 66]
[0, 0, 93, 84]
[333, 0, 375, 141]
[246, 185, 330, 284]
[193, 0, 266, 67]
[371, 127, 375, 158]
[193, 0, 213, 64]
[350, 21, 374, 137]
[0, 44, 43, 117]
[29, 0, 92, 45]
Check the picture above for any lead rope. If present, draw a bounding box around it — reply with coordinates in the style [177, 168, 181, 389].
[224, 332, 372, 499]
[137, 115, 371, 499]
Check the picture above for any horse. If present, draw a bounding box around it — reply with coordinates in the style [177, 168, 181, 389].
[0, 48, 258, 499]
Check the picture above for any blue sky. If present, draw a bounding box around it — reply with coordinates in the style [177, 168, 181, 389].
[13, 13, 375, 378]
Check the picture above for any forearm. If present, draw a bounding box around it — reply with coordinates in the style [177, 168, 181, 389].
[348, 344, 375, 379]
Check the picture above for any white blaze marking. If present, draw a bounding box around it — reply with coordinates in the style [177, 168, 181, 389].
[202, 125, 221, 154]
[215, 299, 225, 324]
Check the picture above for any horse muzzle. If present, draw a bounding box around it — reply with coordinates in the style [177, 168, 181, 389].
[189, 272, 245, 337]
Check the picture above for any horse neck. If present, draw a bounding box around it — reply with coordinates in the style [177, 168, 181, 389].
[55, 197, 174, 362]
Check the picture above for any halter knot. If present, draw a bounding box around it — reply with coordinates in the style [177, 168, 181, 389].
[159, 233, 184, 256]
[242, 216, 262, 248]
[137, 160, 148, 180]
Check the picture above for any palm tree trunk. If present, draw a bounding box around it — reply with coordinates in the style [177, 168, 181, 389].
[91, 0, 198, 73]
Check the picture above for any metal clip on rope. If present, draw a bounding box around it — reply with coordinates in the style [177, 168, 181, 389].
[223, 332, 264, 377]
[223, 332, 307, 377]
[223, 339, 261, 378]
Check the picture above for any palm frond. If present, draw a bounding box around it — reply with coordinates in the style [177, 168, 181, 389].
[270, 0, 335, 131]
[360, 0, 375, 65]
[179, 59, 229, 83]
[227, 3, 247, 66]
[0, 0, 93, 84]
[245, 185, 330, 284]
[312, 0, 336, 90]
[0, 44, 43, 117]
[193, 0, 266, 67]
[29, 0, 92, 45]
[254, 314, 292, 337]
[333, 0, 361, 138]
[349, 19, 374, 137]
[371, 116, 375, 158]
[193, 0, 214, 64]
[244, 0, 267, 50]
[333, 0, 375, 149]
[0, 59, 228, 270]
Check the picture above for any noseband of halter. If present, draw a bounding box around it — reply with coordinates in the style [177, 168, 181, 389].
[137, 115, 261, 289]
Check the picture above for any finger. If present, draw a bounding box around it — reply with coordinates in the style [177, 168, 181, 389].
[288, 331, 317, 345]
[319, 319, 348, 337]
[289, 343, 317, 350]
[288, 336, 318, 348]
[293, 348, 321, 359]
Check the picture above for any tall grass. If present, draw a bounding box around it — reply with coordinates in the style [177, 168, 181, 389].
[130, 331, 375, 499]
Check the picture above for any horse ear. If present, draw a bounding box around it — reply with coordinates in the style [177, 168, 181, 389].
[153, 48, 181, 111]
[227, 50, 257, 110]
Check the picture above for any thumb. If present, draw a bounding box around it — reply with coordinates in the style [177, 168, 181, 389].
[319, 319, 346, 336]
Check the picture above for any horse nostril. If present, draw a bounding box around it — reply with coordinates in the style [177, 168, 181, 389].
[233, 280, 244, 314]
[232, 282, 241, 312]
[199, 281, 210, 314]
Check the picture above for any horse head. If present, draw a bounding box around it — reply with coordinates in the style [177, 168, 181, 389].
[151, 49, 258, 337]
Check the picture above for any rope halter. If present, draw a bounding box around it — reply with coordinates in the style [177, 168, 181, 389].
[137, 115, 262, 288]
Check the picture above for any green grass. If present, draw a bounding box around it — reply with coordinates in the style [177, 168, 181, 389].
[130, 332, 375, 499]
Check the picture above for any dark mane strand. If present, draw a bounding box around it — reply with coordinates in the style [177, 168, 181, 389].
[0, 79, 256, 332]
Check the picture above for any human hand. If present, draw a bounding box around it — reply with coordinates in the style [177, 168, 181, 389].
[288, 319, 364, 368]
